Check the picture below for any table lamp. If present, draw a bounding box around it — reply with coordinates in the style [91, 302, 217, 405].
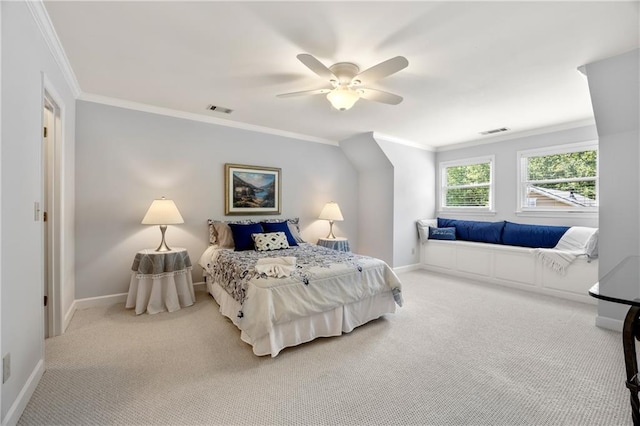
[141, 197, 184, 252]
[318, 201, 343, 239]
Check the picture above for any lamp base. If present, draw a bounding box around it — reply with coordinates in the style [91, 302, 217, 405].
[325, 221, 337, 239]
[155, 225, 172, 252]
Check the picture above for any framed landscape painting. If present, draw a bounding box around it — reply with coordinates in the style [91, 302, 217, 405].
[225, 163, 281, 215]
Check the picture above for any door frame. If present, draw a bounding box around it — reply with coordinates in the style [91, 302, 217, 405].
[41, 75, 64, 338]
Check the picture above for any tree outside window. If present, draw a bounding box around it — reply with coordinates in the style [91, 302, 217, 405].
[440, 156, 494, 210]
[519, 142, 598, 211]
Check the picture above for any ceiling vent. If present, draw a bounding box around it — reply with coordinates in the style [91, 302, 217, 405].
[480, 127, 510, 135]
[207, 105, 233, 114]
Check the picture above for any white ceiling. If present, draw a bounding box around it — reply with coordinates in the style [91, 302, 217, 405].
[44, 1, 639, 149]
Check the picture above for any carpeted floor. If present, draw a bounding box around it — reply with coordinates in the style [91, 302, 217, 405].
[19, 270, 629, 425]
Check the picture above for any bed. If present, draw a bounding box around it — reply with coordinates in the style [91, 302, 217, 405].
[198, 218, 403, 357]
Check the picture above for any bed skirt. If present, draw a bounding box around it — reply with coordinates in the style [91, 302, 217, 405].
[207, 281, 396, 357]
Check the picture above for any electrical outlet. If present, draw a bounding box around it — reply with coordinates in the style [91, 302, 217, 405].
[3, 353, 10, 383]
[411, 248, 415, 255]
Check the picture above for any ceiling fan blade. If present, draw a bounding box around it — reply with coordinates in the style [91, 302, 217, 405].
[352, 56, 409, 85]
[358, 88, 403, 105]
[276, 88, 332, 98]
[297, 54, 337, 81]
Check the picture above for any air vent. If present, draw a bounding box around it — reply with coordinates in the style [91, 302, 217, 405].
[207, 105, 233, 114]
[480, 127, 510, 135]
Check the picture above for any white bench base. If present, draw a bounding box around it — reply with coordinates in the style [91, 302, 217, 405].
[420, 240, 597, 304]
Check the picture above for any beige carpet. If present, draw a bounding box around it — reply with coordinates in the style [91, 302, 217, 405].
[19, 270, 629, 425]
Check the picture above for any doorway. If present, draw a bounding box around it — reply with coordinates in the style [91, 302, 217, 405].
[42, 92, 61, 338]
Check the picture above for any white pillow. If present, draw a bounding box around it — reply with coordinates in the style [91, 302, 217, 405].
[252, 232, 290, 251]
[585, 228, 599, 258]
[416, 219, 437, 243]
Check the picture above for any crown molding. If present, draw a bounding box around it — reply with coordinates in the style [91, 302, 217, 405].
[435, 118, 597, 152]
[25, 0, 81, 98]
[372, 132, 436, 151]
[78, 92, 339, 146]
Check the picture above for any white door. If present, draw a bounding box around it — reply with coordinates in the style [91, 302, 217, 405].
[43, 101, 52, 338]
[42, 94, 60, 338]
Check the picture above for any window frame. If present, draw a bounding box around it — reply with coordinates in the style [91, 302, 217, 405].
[516, 141, 599, 216]
[438, 155, 495, 214]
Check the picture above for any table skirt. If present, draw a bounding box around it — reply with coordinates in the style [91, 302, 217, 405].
[126, 268, 195, 315]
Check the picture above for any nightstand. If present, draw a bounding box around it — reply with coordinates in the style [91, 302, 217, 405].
[126, 247, 195, 315]
[317, 237, 350, 252]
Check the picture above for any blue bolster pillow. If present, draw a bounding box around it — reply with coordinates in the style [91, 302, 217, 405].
[438, 218, 505, 244]
[502, 221, 569, 248]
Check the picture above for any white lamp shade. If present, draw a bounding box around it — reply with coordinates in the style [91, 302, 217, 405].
[318, 202, 344, 221]
[141, 197, 184, 225]
[326, 87, 360, 111]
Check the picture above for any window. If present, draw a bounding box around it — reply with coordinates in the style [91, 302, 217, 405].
[517, 142, 598, 213]
[439, 156, 494, 212]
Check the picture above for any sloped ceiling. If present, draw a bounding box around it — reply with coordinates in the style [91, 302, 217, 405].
[44, 1, 640, 148]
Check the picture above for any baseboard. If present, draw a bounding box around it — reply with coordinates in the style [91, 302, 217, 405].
[393, 263, 422, 274]
[595, 315, 623, 332]
[74, 292, 128, 310]
[69, 283, 206, 318]
[63, 300, 77, 333]
[2, 359, 44, 426]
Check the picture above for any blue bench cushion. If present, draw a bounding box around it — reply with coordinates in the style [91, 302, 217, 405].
[438, 218, 505, 244]
[502, 221, 569, 248]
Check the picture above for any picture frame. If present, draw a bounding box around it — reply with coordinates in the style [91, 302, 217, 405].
[225, 163, 281, 215]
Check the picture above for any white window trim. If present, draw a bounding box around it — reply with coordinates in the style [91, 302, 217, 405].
[439, 155, 495, 213]
[516, 141, 598, 216]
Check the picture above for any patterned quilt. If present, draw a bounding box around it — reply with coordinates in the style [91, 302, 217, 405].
[201, 243, 403, 341]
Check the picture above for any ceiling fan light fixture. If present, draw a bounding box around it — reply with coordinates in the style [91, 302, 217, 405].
[326, 86, 360, 111]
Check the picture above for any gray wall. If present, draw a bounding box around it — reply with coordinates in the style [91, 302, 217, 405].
[75, 101, 359, 299]
[1, 2, 77, 422]
[339, 133, 394, 264]
[584, 49, 640, 326]
[340, 133, 436, 267]
[376, 136, 436, 267]
[435, 125, 599, 228]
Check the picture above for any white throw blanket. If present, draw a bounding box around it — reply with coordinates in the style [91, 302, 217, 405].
[254, 256, 297, 278]
[534, 226, 598, 274]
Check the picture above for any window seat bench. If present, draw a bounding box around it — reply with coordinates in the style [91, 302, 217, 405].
[418, 218, 598, 304]
[420, 238, 597, 304]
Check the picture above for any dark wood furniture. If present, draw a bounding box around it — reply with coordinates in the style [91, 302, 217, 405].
[589, 256, 640, 425]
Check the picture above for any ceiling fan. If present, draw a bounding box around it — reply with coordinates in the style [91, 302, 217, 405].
[277, 54, 409, 111]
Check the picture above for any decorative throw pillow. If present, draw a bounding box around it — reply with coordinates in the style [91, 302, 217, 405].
[417, 219, 437, 243]
[208, 219, 255, 247]
[261, 221, 299, 246]
[286, 218, 305, 243]
[428, 226, 456, 241]
[228, 223, 264, 251]
[208, 220, 217, 245]
[263, 218, 305, 243]
[252, 232, 290, 251]
[213, 222, 235, 249]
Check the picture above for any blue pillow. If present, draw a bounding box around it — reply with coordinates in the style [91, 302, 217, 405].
[261, 221, 298, 247]
[428, 227, 456, 240]
[437, 218, 504, 244]
[228, 223, 264, 251]
[502, 221, 569, 248]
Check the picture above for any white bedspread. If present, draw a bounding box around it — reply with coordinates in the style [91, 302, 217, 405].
[199, 244, 402, 345]
[242, 257, 401, 343]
